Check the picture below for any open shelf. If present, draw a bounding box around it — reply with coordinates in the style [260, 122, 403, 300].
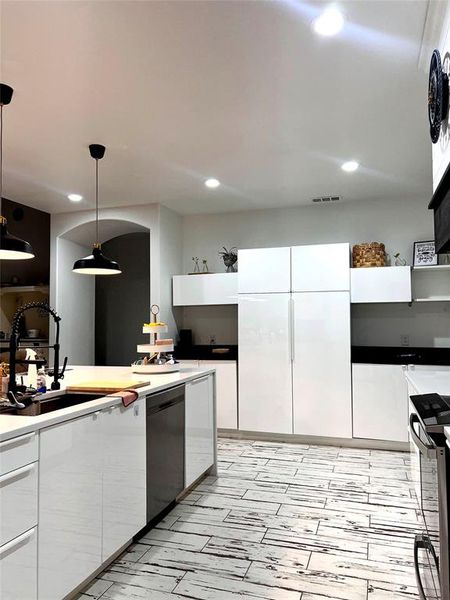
[414, 296, 450, 302]
[412, 265, 450, 302]
[412, 265, 450, 272]
[0, 285, 49, 295]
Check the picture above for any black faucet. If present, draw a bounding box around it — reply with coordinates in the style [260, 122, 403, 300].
[8, 302, 68, 402]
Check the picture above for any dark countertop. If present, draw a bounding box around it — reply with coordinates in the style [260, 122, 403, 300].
[174, 344, 238, 361]
[352, 346, 450, 366]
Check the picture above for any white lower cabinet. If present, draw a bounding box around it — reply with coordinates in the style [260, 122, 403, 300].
[199, 361, 237, 429]
[0, 527, 37, 600]
[0, 461, 38, 547]
[179, 360, 238, 429]
[178, 360, 200, 368]
[39, 400, 146, 600]
[185, 375, 215, 488]
[352, 364, 409, 442]
[39, 412, 103, 600]
[0, 432, 38, 476]
[102, 402, 146, 561]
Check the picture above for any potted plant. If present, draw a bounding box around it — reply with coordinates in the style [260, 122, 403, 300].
[218, 246, 237, 272]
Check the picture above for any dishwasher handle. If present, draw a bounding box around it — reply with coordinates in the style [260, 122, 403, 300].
[147, 397, 184, 415]
[146, 384, 185, 414]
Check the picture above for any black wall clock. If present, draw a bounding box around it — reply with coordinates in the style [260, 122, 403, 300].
[428, 49, 449, 143]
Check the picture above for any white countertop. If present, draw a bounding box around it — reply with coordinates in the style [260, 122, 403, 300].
[405, 369, 450, 396]
[0, 365, 214, 442]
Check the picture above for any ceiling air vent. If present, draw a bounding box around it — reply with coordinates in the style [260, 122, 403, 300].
[312, 195, 341, 203]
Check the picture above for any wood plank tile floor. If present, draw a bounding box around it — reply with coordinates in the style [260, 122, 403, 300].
[77, 437, 421, 600]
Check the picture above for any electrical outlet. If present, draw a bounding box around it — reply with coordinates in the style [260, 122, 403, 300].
[210, 335, 216, 345]
[401, 334, 410, 347]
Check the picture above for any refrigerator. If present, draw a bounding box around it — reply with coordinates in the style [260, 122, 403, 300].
[238, 243, 352, 438]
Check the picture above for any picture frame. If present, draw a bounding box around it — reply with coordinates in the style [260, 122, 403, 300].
[413, 240, 438, 267]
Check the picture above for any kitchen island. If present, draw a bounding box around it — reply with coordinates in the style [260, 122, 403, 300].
[0, 365, 216, 600]
[0, 364, 215, 442]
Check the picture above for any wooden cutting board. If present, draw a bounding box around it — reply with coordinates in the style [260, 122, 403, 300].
[67, 379, 151, 394]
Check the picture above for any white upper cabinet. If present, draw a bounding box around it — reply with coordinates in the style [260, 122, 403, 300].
[173, 273, 238, 306]
[351, 266, 411, 303]
[291, 243, 350, 292]
[238, 247, 291, 294]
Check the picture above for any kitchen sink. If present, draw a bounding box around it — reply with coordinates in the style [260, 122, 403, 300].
[0, 392, 105, 416]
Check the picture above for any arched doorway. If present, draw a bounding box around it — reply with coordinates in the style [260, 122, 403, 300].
[55, 219, 150, 366]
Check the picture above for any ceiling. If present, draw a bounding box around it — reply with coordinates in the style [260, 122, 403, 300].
[1, 0, 431, 216]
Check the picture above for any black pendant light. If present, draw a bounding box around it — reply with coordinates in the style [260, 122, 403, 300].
[0, 83, 35, 260]
[72, 144, 121, 275]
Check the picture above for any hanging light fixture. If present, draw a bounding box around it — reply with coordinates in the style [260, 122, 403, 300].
[0, 83, 35, 260]
[72, 144, 121, 275]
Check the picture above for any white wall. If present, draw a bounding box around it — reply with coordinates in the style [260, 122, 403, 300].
[182, 196, 433, 274]
[352, 302, 450, 348]
[180, 196, 439, 347]
[55, 238, 95, 364]
[159, 205, 183, 338]
[50, 203, 182, 365]
[181, 305, 238, 345]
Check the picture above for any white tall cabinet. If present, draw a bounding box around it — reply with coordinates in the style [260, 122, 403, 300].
[292, 291, 351, 438]
[238, 243, 352, 438]
[239, 293, 293, 433]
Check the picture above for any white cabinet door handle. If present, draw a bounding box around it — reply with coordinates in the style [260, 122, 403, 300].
[0, 528, 35, 557]
[290, 297, 295, 363]
[0, 463, 35, 486]
[0, 432, 35, 450]
[190, 376, 209, 385]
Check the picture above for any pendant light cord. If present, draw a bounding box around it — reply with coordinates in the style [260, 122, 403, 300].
[0, 103, 3, 216]
[95, 158, 99, 245]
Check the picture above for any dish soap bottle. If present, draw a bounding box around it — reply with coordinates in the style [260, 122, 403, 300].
[36, 368, 47, 393]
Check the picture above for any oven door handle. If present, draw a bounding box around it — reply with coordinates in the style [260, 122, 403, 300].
[409, 414, 437, 459]
[414, 534, 439, 600]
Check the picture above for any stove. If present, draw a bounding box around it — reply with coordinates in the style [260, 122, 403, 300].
[410, 394, 450, 600]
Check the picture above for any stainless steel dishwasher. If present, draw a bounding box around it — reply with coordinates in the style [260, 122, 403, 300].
[146, 384, 185, 524]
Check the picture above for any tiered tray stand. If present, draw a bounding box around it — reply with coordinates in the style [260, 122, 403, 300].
[131, 306, 180, 374]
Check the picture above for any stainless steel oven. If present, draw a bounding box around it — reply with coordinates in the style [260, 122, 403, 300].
[410, 394, 450, 600]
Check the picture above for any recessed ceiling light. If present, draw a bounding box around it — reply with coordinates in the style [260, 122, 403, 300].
[341, 160, 359, 172]
[204, 178, 220, 189]
[313, 7, 344, 37]
[68, 193, 83, 202]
